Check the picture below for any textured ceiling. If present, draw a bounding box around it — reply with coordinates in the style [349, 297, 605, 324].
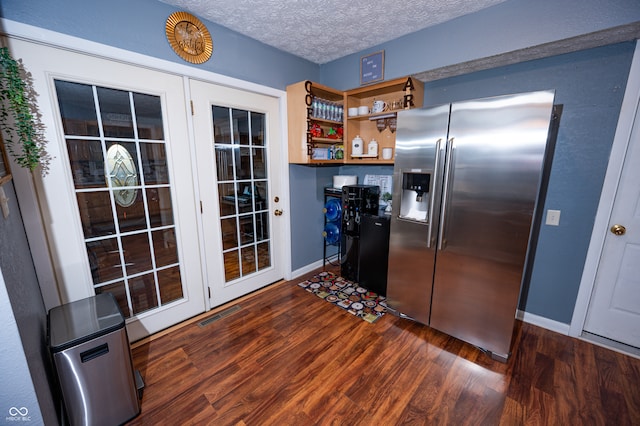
[160, 0, 507, 64]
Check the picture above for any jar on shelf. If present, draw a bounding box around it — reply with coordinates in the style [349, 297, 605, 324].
[368, 139, 378, 156]
[352, 135, 363, 156]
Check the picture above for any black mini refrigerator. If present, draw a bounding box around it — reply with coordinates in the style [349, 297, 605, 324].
[358, 213, 390, 296]
[48, 293, 141, 426]
[340, 184, 379, 283]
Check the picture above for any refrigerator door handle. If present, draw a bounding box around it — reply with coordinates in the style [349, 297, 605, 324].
[437, 137, 455, 251]
[426, 138, 442, 248]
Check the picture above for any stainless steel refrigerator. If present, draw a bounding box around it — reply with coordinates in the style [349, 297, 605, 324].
[386, 90, 556, 362]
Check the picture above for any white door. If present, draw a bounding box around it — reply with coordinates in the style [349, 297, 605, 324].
[190, 79, 285, 307]
[9, 39, 206, 341]
[583, 93, 640, 349]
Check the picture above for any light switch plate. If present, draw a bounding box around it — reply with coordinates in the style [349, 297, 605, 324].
[546, 209, 561, 226]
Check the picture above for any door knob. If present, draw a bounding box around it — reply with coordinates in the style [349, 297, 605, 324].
[610, 224, 626, 236]
[274, 209, 283, 216]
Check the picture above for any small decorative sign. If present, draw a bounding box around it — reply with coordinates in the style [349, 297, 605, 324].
[360, 51, 384, 85]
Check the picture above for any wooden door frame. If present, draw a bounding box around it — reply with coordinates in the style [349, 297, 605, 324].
[571, 41, 640, 339]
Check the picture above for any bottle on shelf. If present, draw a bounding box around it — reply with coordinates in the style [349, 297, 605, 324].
[311, 97, 343, 122]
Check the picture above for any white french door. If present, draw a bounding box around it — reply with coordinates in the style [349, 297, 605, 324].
[9, 39, 206, 341]
[190, 79, 286, 307]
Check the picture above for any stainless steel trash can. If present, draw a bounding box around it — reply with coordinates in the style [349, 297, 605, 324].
[48, 293, 140, 426]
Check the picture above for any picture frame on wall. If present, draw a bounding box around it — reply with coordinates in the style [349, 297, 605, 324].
[360, 51, 384, 85]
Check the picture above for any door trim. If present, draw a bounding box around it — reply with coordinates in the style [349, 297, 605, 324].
[570, 41, 640, 338]
[2, 19, 293, 312]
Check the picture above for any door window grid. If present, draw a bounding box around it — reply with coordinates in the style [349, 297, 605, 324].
[213, 106, 271, 281]
[55, 80, 184, 317]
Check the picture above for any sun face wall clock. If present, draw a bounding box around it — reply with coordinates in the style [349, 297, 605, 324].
[166, 11, 213, 64]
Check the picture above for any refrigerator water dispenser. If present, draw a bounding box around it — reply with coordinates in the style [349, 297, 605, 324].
[399, 172, 430, 222]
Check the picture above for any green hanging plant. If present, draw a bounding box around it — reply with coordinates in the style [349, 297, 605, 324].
[0, 46, 49, 174]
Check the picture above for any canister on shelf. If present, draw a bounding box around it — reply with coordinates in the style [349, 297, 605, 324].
[368, 139, 378, 156]
[352, 135, 363, 156]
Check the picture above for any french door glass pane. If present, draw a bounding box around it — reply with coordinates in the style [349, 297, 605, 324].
[133, 93, 165, 140]
[55, 79, 184, 318]
[251, 112, 265, 146]
[212, 106, 232, 143]
[140, 142, 169, 184]
[55, 81, 99, 137]
[66, 139, 105, 188]
[152, 229, 179, 267]
[157, 266, 182, 304]
[98, 87, 134, 138]
[76, 191, 116, 237]
[129, 273, 158, 314]
[212, 105, 272, 282]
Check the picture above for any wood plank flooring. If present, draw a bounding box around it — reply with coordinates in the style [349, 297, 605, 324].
[127, 270, 640, 425]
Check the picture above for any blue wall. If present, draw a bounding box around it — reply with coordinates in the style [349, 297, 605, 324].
[320, 0, 640, 90]
[289, 164, 394, 272]
[0, 0, 319, 89]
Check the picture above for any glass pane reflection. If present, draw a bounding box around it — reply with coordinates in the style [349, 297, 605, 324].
[116, 191, 146, 233]
[221, 217, 238, 250]
[252, 147, 266, 179]
[134, 92, 164, 140]
[241, 245, 256, 275]
[237, 147, 252, 180]
[215, 145, 237, 181]
[87, 238, 122, 283]
[255, 181, 268, 210]
[218, 182, 238, 217]
[239, 214, 255, 245]
[233, 109, 249, 145]
[251, 112, 265, 146]
[67, 139, 105, 188]
[256, 212, 269, 242]
[224, 250, 240, 281]
[121, 233, 152, 275]
[129, 273, 158, 314]
[140, 142, 169, 184]
[212, 106, 231, 144]
[152, 229, 178, 267]
[95, 282, 130, 317]
[158, 266, 183, 305]
[77, 191, 115, 238]
[147, 187, 174, 227]
[98, 87, 134, 138]
[257, 242, 271, 270]
[55, 80, 99, 137]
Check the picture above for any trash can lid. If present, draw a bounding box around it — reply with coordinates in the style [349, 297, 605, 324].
[48, 293, 125, 352]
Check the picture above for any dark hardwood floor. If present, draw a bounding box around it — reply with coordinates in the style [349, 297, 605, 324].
[127, 270, 640, 425]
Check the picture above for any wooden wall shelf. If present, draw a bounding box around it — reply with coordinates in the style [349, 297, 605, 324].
[286, 77, 423, 165]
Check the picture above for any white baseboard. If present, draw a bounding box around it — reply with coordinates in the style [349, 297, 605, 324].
[517, 309, 571, 335]
[290, 260, 325, 280]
